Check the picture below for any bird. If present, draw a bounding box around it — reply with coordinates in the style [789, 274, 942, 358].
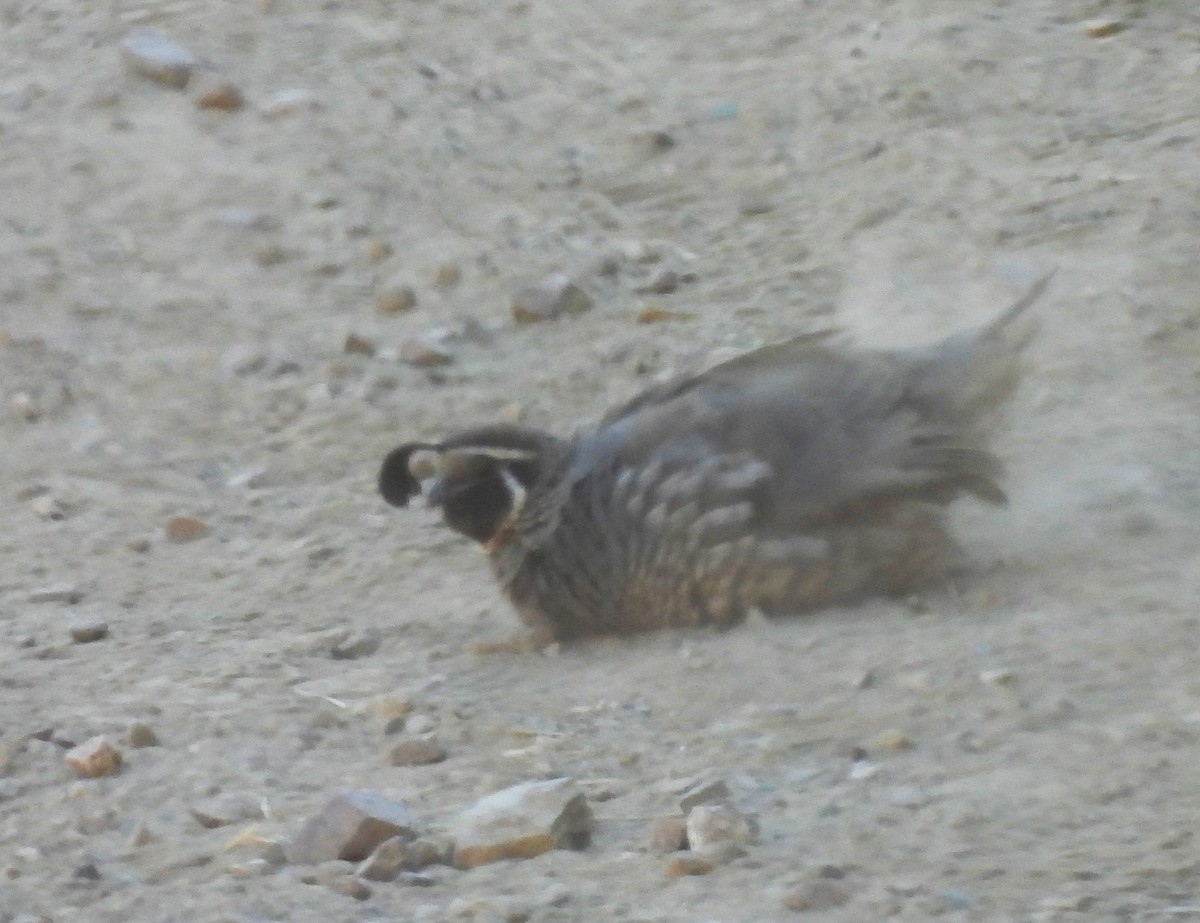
[379, 273, 1052, 648]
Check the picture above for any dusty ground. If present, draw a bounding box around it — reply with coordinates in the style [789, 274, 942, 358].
[3, 1, 1200, 920]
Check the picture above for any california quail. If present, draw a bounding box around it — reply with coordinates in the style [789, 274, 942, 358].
[380, 274, 1051, 645]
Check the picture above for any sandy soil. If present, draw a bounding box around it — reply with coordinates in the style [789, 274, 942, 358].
[3, 2, 1200, 921]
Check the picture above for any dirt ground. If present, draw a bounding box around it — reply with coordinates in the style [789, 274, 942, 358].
[3, 1, 1200, 921]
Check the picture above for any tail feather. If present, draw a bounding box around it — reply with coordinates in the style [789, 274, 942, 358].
[903, 270, 1054, 424]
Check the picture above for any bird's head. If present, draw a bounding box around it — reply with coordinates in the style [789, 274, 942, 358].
[379, 425, 570, 547]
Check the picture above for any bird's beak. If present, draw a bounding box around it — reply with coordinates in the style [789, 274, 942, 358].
[424, 477, 450, 508]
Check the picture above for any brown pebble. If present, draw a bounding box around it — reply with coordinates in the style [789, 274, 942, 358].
[343, 333, 376, 357]
[287, 791, 417, 865]
[127, 723, 159, 748]
[190, 792, 264, 829]
[1083, 18, 1125, 38]
[876, 729, 914, 751]
[388, 739, 447, 767]
[433, 263, 462, 287]
[64, 736, 123, 778]
[166, 515, 210, 543]
[364, 240, 393, 262]
[649, 815, 688, 854]
[69, 620, 108, 644]
[193, 74, 246, 111]
[377, 285, 417, 314]
[664, 855, 714, 878]
[636, 308, 687, 324]
[399, 336, 453, 368]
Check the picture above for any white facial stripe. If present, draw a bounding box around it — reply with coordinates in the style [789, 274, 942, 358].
[499, 466, 528, 515]
[450, 446, 538, 462]
[408, 449, 441, 479]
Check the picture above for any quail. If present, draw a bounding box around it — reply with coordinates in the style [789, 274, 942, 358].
[380, 274, 1051, 646]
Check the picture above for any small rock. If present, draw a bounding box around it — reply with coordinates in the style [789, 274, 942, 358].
[64, 736, 122, 778]
[664, 855, 714, 877]
[363, 239, 392, 262]
[980, 668, 1016, 686]
[28, 584, 82, 604]
[405, 713, 437, 735]
[128, 823, 155, 848]
[679, 777, 731, 813]
[635, 268, 680, 295]
[377, 285, 417, 315]
[632, 127, 677, 151]
[388, 738, 447, 767]
[636, 308, 688, 325]
[127, 722, 159, 748]
[261, 88, 320, 118]
[120, 29, 196, 89]
[875, 729, 914, 751]
[226, 858, 274, 879]
[1083, 18, 1125, 38]
[190, 792, 264, 829]
[782, 879, 851, 912]
[28, 494, 66, 520]
[287, 791, 417, 864]
[330, 628, 381, 660]
[193, 73, 246, 111]
[452, 777, 593, 869]
[327, 875, 372, 900]
[72, 861, 102, 881]
[433, 263, 462, 287]
[512, 273, 593, 323]
[165, 515, 210, 544]
[685, 804, 758, 861]
[399, 335, 453, 368]
[68, 618, 108, 644]
[404, 835, 454, 869]
[356, 835, 409, 881]
[649, 815, 688, 854]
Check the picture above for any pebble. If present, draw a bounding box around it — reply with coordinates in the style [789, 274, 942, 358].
[28, 494, 66, 520]
[649, 815, 688, 854]
[28, 584, 83, 604]
[634, 268, 681, 295]
[405, 713, 437, 735]
[226, 858, 274, 879]
[434, 263, 462, 287]
[192, 73, 246, 111]
[356, 835, 409, 881]
[511, 273, 594, 323]
[1083, 18, 1125, 38]
[685, 804, 758, 861]
[165, 515, 210, 544]
[261, 88, 320, 118]
[68, 618, 108, 644]
[451, 777, 593, 869]
[330, 628, 381, 660]
[875, 729, 914, 751]
[980, 668, 1016, 686]
[388, 738, 448, 767]
[664, 855, 714, 877]
[327, 874, 372, 900]
[189, 792, 264, 829]
[287, 791, 417, 864]
[342, 332, 376, 357]
[119, 29, 196, 89]
[399, 335, 454, 368]
[64, 736, 122, 778]
[377, 285, 417, 315]
[127, 722, 159, 748]
[678, 777, 731, 813]
[781, 879, 851, 911]
[363, 239, 392, 262]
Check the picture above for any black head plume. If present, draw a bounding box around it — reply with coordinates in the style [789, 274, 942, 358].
[379, 442, 440, 507]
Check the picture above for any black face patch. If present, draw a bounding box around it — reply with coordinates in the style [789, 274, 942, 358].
[379, 443, 439, 508]
[432, 462, 514, 544]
